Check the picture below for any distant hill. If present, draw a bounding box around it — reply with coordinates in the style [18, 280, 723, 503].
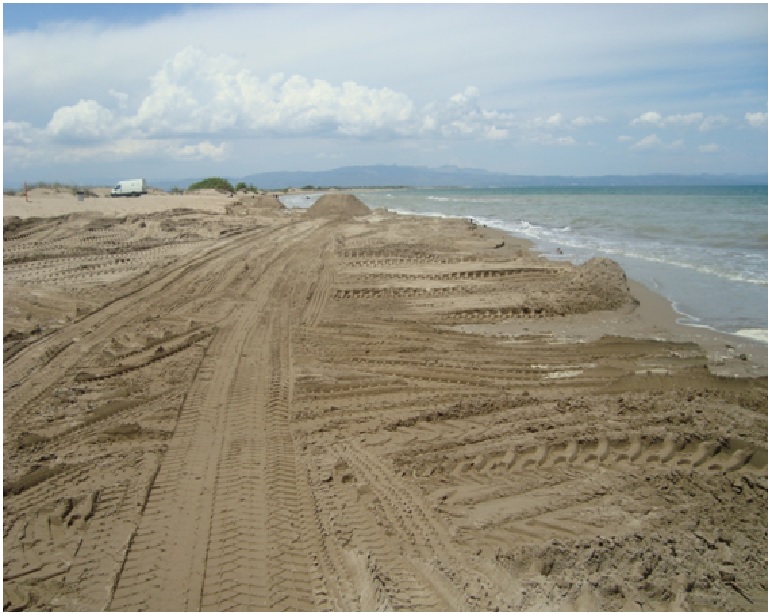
[149, 165, 768, 191]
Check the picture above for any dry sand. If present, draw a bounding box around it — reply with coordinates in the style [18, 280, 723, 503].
[3, 189, 768, 611]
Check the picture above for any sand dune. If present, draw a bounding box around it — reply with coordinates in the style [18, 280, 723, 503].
[4, 190, 768, 610]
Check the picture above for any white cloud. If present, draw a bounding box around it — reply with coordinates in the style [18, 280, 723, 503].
[630, 134, 685, 150]
[3, 121, 35, 145]
[449, 86, 480, 105]
[174, 141, 227, 160]
[524, 134, 577, 146]
[422, 86, 516, 140]
[524, 113, 567, 130]
[630, 111, 728, 132]
[631, 134, 662, 149]
[51, 48, 510, 142]
[631, 111, 663, 126]
[546, 113, 562, 126]
[664, 113, 703, 127]
[745, 112, 768, 127]
[484, 126, 509, 140]
[33, 47, 423, 140]
[571, 115, 608, 127]
[699, 115, 728, 131]
[45, 99, 116, 139]
[8, 46, 530, 173]
[617, 135, 634, 142]
[745, 103, 768, 128]
[699, 143, 719, 153]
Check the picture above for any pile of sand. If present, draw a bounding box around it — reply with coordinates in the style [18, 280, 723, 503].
[250, 194, 285, 210]
[306, 194, 371, 219]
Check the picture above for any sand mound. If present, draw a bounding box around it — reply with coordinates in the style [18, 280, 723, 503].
[306, 194, 370, 219]
[251, 194, 285, 210]
[226, 195, 286, 216]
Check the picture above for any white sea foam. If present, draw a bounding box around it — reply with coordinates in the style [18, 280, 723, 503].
[735, 329, 768, 344]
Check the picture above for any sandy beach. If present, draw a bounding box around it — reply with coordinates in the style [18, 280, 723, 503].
[4, 188, 768, 611]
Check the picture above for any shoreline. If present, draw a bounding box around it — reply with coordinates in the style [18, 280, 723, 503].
[472, 222, 768, 378]
[342, 186, 768, 352]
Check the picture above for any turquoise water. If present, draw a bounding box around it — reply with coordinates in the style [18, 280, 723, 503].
[283, 186, 768, 342]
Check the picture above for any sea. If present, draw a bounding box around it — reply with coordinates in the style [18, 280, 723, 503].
[281, 186, 768, 344]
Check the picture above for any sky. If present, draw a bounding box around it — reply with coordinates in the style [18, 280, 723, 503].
[3, 2, 768, 186]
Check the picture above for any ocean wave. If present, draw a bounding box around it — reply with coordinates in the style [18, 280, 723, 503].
[735, 329, 768, 344]
[473, 218, 768, 287]
[389, 208, 467, 221]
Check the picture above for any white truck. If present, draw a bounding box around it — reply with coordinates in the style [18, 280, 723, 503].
[111, 178, 147, 197]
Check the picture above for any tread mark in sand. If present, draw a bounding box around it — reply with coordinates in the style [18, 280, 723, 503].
[419, 434, 767, 482]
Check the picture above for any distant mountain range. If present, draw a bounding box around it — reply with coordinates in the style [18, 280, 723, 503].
[153, 164, 768, 190]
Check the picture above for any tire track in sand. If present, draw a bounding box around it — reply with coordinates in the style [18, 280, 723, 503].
[108, 222, 323, 611]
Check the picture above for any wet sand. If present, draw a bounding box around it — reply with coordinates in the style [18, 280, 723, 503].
[4, 188, 768, 610]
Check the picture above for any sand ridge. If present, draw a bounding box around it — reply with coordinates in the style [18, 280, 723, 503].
[3, 191, 768, 611]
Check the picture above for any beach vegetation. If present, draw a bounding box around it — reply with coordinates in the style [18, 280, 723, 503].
[235, 182, 260, 193]
[187, 177, 235, 193]
[12, 182, 102, 197]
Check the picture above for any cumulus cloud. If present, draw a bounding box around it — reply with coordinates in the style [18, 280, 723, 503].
[25, 47, 532, 146]
[45, 99, 116, 139]
[7, 46, 544, 173]
[699, 143, 719, 153]
[420, 86, 517, 140]
[3, 121, 36, 145]
[175, 141, 227, 160]
[525, 113, 565, 129]
[484, 126, 509, 140]
[631, 111, 663, 126]
[630, 111, 725, 131]
[699, 115, 728, 131]
[524, 134, 577, 146]
[664, 113, 703, 127]
[39, 46, 420, 140]
[629, 134, 684, 150]
[546, 113, 562, 126]
[571, 115, 608, 127]
[631, 134, 662, 149]
[745, 103, 768, 127]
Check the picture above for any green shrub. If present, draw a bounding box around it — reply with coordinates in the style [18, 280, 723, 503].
[187, 177, 235, 192]
[234, 182, 259, 193]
